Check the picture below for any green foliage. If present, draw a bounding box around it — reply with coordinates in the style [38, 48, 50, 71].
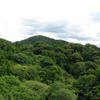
[40, 56, 54, 67]
[49, 88, 77, 100]
[24, 80, 50, 100]
[48, 82, 77, 100]
[39, 65, 64, 84]
[87, 85, 100, 100]
[96, 66, 100, 82]
[74, 75, 96, 100]
[0, 35, 100, 100]
[56, 52, 67, 68]
[11, 64, 40, 80]
[71, 52, 83, 63]
[69, 62, 86, 78]
[20, 35, 66, 45]
[12, 53, 33, 64]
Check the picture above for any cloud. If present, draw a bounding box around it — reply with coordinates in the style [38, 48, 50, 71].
[42, 22, 67, 33]
[91, 12, 100, 22]
[0, 0, 100, 46]
[96, 32, 100, 37]
[21, 19, 67, 34]
[21, 18, 93, 42]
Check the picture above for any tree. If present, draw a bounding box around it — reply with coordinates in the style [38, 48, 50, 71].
[74, 75, 96, 100]
[12, 53, 33, 64]
[96, 66, 100, 82]
[71, 52, 83, 63]
[55, 52, 67, 68]
[39, 65, 64, 84]
[40, 56, 54, 67]
[11, 64, 40, 80]
[48, 82, 77, 100]
[69, 62, 86, 78]
[24, 80, 50, 100]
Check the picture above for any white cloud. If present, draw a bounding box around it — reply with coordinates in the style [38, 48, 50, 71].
[0, 0, 100, 45]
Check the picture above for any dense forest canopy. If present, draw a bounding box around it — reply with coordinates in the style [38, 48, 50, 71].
[0, 35, 100, 100]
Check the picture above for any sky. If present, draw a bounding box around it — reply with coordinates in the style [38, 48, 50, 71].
[0, 0, 100, 46]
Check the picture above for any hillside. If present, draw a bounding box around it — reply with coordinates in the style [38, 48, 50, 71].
[18, 35, 67, 45]
[0, 38, 12, 44]
[0, 35, 100, 100]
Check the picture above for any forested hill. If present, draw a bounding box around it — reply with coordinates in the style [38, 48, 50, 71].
[0, 35, 100, 100]
[18, 35, 67, 45]
[0, 38, 12, 45]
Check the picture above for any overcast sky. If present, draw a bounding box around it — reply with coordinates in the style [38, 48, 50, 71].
[0, 0, 100, 46]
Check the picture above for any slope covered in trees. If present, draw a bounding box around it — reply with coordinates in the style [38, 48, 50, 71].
[18, 35, 66, 45]
[0, 35, 100, 100]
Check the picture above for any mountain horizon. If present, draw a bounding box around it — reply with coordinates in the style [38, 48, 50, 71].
[0, 35, 99, 47]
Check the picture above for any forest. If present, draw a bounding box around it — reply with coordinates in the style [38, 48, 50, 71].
[0, 35, 100, 100]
